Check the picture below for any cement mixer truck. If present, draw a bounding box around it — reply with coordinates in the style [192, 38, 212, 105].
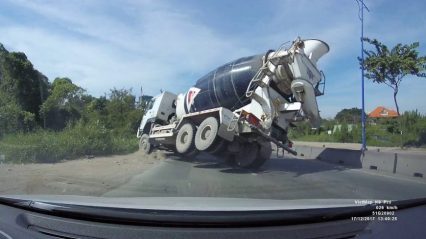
[137, 37, 329, 169]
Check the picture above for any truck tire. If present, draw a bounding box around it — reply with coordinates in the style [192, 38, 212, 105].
[139, 134, 152, 154]
[185, 148, 199, 160]
[195, 117, 219, 151]
[207, 138, 227, 156]
[250, 142, 272, 169]
[234, 143, 259, 168]
[176, 122, 197, 154]
[233, 142, 271, 169]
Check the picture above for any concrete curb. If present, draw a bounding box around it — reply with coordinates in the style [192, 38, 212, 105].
[289, 145, 426, 180]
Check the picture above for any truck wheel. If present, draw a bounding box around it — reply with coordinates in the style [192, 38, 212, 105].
[139, 134, 152, 154]
[207, 139, 227, 156]
[234, 143, 259, 168]
[195, 117, 219, 151]
[250, 143, 272, 169]
[185, 148, 199, 160]
[176, 122, 196, 154]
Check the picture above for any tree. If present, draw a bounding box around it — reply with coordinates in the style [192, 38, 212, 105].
[0, 92, 36, 135]
[335, 108, 365, 124]
[82, 95, 109, 123]
[0, 44, 49, 125]
[0, 43, 47, 133]
[335, 123, 355, 143]
[105, 88, 142, 135]
[359, 38, 426, 115]
[40, 77, 85, 130]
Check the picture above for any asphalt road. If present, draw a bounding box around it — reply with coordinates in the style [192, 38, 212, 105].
[103, 153, 426, 200]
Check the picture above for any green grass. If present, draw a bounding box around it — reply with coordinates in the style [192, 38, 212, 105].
[0, 121, 138, 163]
[294, 133, 338, 143]
[289, 111, 426, 148]
[292, 126, 422, 148]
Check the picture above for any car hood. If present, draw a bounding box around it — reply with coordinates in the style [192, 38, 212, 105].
[0, 195, 370, 211]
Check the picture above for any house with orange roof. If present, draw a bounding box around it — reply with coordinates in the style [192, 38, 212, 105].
[368, 106, 399, 118]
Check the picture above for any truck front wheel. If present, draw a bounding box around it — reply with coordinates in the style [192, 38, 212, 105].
[176, 122, 197, 154]
[139, 134, 152, 154]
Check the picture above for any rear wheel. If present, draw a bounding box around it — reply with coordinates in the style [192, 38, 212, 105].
[195, 117, 219, 151]
[232, 142, 272, 169]
[233, 143, 259, 168]
[166, 144, 198, 161]
[139, 134, 152, 154]
[175, 122, 197, 154]
[251, 142, 272, 169]
[185, 148, 199, 160]
[207, 138, 228, 156]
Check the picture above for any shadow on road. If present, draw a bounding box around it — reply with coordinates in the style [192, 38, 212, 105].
[194, 162, 228, 169]
[220, 168, 258, 174]
[165, 150, 360, 177]
[257, 157, 346, 177]
[188, 153, 349, 177]
[316, 148, 363, 169]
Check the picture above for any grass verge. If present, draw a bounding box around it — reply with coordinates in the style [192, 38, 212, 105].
[0, 122, 138, 163]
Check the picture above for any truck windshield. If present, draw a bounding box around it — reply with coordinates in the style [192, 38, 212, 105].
[147, 99, 155, 110]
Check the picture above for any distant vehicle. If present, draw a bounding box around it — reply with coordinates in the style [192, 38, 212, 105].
[137, 38, 329, 168]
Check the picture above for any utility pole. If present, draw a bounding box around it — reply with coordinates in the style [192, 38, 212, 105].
[356, 0, 369, 151]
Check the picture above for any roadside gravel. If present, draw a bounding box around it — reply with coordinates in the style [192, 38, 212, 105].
[0, 150, 165, 196]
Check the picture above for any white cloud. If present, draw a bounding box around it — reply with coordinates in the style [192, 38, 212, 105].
[1, 0, 425, 117]
[1, 0, 251, 97]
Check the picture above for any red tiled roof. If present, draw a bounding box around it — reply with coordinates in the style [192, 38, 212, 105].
[368, 106, 399, 118]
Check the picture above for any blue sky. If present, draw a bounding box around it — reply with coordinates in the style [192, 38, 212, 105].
[0, 0, 425, 118]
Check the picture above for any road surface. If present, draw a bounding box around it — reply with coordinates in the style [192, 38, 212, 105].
[103, 153, 426, 200]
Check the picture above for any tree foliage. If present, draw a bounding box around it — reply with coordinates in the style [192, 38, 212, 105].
[0, 95, 35, 135]
[335, 108, 365, 124]
[0, 43, 148, 161]
[0, 47, 49, 120]
[0, 44, 48, 134]
[104, 88, 142, 135]
[359, 38, 426, 114]
[40, 77, 86, 130]
[0, 43, 145, 136]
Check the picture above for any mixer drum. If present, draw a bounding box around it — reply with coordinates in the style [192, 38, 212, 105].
[185, 55, 263, 113]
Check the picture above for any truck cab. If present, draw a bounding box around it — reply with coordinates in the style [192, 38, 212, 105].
[137, 91, 177, 138]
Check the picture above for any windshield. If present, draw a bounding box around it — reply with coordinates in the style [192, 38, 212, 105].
[146, 99, 155, 111]
[0, 0, 426, 210]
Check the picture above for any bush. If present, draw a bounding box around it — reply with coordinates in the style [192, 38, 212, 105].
[289, 111, 426, 148]
[0, 121, 138, 163]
